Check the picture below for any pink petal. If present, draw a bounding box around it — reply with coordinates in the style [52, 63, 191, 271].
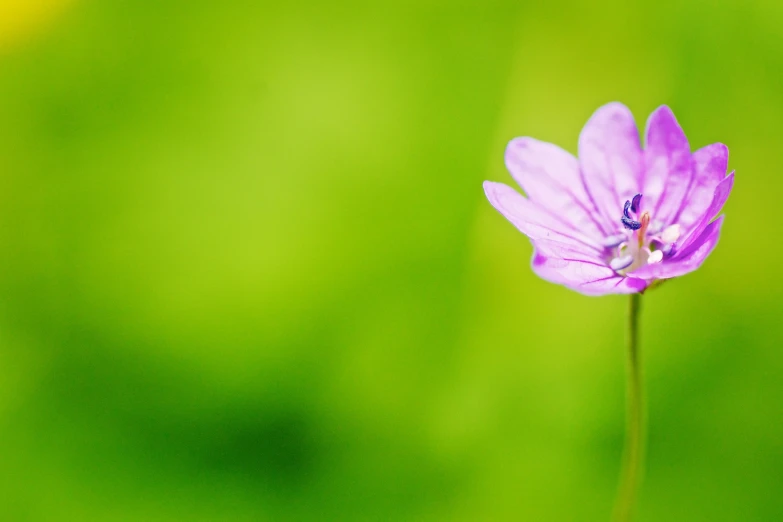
[578, 102, 643, 227]
[629, 216, 724, 280]
[677, 171, 734, 252]
[505, 137, 608, 237]
[531, 249, 647, 295]
[578, 275, 648, 295]
[673, 143, 729, 232]
[483, 181, 603, 255]
[642, 106, 693, 224]
[532, 237, 607, 265]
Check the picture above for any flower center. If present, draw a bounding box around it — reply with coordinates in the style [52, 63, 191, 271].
[606, 193, 682, 274]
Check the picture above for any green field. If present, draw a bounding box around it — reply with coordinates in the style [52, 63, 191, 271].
[0, 1, 781, 520]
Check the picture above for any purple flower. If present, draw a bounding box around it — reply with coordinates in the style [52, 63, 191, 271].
[484, 103, 734, 295]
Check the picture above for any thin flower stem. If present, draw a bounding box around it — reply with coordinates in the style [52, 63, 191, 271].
[612, 292, 644, 522]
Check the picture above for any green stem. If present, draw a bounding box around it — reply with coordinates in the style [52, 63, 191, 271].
[612, 292, 645, 522]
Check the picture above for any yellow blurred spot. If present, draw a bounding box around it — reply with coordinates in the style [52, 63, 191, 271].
[0, 0, 74, 52]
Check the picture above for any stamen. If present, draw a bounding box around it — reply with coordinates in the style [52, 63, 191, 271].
[602, 234, 626, 248]
[610, 255, 634, 271]
[621, 195, 644, 230]
[630, 193, 642, 214]
[621, 215, 642, 230]
[611, 194, 671, 271]
[661, 224, 682, 244]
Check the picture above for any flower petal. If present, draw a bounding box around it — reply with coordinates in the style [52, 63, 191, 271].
[578, 102, 643, 228]
[642, 106, 693, 224]
[677, 171, 734, 252]
[672, 143, 729, 232]
[531, 249, 647, 295]
[579, 275, 648, 295]
[629, 216, 724, 280]
[505, 137, 608, 237]
[483, 181, 603, 255]
[531, 237, 606, 265]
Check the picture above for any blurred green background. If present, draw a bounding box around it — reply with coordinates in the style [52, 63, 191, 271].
[0, 0, 781, 520]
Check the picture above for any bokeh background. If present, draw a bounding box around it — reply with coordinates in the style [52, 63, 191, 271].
[0, 0, 781, 520]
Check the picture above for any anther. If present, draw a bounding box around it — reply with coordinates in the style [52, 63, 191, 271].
[630, 193, 642, 214]
[621, 195, 645, 230]
[661, 224, 682, 244]
[621, 215, 642, 230]
[610, 255, 634, 271]
[602, 234, 626, 248]
[647, 250, 663, 264]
